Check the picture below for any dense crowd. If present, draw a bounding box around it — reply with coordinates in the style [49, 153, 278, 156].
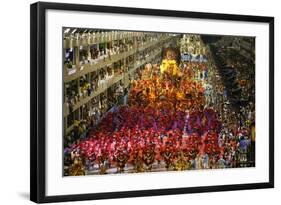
[64, 38, 255, 176]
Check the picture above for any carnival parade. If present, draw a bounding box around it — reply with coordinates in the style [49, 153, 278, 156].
[63, 31, 255, 176]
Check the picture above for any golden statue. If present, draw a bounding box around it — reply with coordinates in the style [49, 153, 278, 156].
[160, 59, 181, 78]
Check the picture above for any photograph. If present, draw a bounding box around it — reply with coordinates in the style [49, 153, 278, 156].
[29, 2, 274, 202]
[62, 29, 256, 176]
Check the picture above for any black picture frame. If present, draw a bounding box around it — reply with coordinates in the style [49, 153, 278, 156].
[30, 1, 274, 203]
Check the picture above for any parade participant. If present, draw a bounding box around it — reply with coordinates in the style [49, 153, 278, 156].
[217, 155, 226, 169]
[174, 152, 189, 171]
[69, 151, 85, 176]
[142, 143, 156, 171]
[114, 145, 130, 173]
[202, 153, 209, 169]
